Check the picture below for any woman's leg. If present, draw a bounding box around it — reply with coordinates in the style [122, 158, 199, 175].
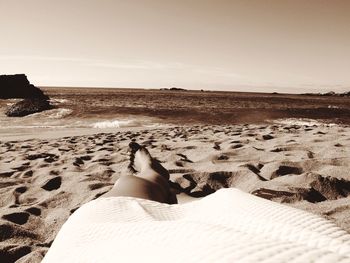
[101, 142, 177, 204]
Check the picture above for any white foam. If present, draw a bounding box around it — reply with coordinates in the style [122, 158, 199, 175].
[50, 99, 69, 105]
[25, 108, 73, 119]
[48, 108, 73, 119]
[273, 118, 336, 127]
[92, 119, 141, 128]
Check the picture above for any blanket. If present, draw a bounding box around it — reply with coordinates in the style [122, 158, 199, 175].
[43, 188, 350, 262]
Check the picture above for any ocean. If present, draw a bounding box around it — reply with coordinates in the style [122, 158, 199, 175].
[1, 87, 349, 137]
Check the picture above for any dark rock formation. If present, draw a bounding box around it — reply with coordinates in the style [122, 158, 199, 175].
[1, 74, 52, 117]
[160, 87, 187, 91]
[170, 87, 186, 91]
[5, 98, 52, 117]
[0, 74, 48, 99]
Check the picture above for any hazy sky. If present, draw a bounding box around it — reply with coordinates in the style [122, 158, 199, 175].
[0, 0, 349, 92]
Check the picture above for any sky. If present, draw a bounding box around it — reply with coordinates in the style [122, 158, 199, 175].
[0, 0, 349, 93]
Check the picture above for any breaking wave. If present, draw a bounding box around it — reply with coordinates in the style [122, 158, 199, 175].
[273, 118, 336, 127]
[26, 108, 73, 119]
[92, 119, 142, 128]
[50, 98, 69, 105]
[47, 108, 73, 119]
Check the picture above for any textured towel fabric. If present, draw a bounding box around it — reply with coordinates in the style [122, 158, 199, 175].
[43, 188, 350, 263]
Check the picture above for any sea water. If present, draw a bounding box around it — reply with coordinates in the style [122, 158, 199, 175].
[0, 87, 349, 137]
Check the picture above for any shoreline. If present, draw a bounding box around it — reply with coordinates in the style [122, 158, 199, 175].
[1, 117, 346, 142]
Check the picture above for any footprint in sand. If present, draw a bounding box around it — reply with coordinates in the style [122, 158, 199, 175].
[213, 142, 221, 150]
[41, 176, 62, 191]
[184, 145, 197, 150]
[176, 154, 193, 163]
[0, 245, 32, 262]
[88, 182, 113, 191]
[270, 147, 286, 152]
[175, 154, 194, 167]
[25, 207, 41, 216]
[251, 188, 326, 203]
[244, 163, 263, 175]
[262, 134, 274, 140]
[20, 145, 31, 149]
[80, 155, 92, 161]
[26, 153, 58, 161]
[230, 144, 243, 149]
[13, 162, 30, 172]
[49, 170, 60, 176]
[58, 148, 70, 152]
[91, 169, 115, 181]
[2, 212, 30, 225]
[14, 186, 27, 194]
[97, 147, 113, 152]
[271, 165, 303, 179]
[73, 157, 84, 167]
[307, 151, 315, 159]
[216, 154, 229, 161]
[95, 158, 114, 166]
[160, 144, 171, 151]
[175, 171, 239, 197]
[0, 223, 37, 242]
[252, 146, 264, 151]
[0, 171, 15, 178]
[44, 155, 59, 163]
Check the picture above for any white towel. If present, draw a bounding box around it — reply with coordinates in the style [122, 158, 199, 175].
[43, 188, 350, 263]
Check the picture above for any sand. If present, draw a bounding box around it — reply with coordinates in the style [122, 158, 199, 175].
[0, 123, 350, 262]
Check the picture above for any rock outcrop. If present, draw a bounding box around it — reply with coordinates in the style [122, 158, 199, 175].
[1, 74, 52, 117]
[5, 98, 52, 117]
[160, 87, 187, 91]
[0, 74, 48, 99]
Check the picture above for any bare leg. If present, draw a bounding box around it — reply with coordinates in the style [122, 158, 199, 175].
[102, 142, 177, 204]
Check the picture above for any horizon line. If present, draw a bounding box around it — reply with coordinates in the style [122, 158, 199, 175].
[39, 85, 347, 95]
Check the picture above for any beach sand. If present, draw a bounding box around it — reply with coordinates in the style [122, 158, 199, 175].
[1, 123, 350, 262]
